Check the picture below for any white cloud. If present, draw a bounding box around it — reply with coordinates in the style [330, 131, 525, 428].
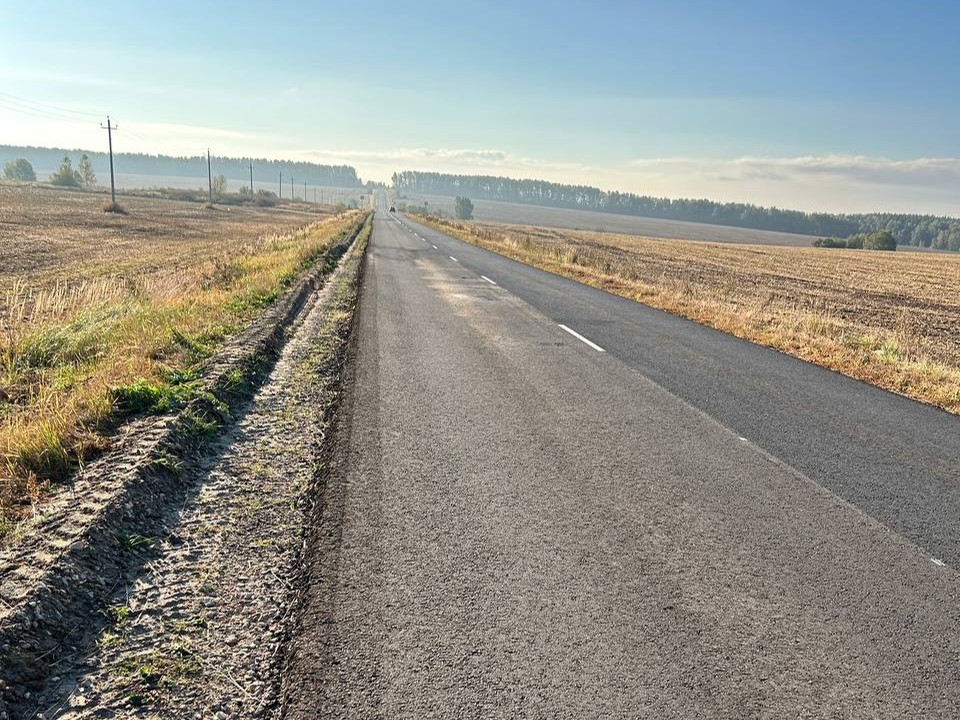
[292, 147, 598, 190]
[622, 155, 960, 214]
[125, 122, 258, 141]
[630, 155, 960, 190]
[298, 146, 587, 171]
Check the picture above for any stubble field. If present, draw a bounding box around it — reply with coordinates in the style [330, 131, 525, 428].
[0, 185, 329, 293]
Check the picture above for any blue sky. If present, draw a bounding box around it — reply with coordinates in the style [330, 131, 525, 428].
[2, 0, 959, 213]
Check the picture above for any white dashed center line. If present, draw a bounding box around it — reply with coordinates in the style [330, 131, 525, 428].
[558, 324, 606, 352]
[449, 256, 458, 262]
[432, 245, 438, 250]
[481, 275, 497, 285]
[931, 558, 947, 567]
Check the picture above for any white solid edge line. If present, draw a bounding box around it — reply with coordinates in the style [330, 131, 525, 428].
[558, 324, 606, 352]
[449, 256, 458, 262]
[481, 275, 497, 285]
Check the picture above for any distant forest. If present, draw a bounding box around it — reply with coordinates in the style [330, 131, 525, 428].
[0, 145, 364, 188]
[393, 171, 960, 251]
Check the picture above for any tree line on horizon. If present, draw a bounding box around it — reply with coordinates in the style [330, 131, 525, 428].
[0, 145, 364, 188]
[391, 171, 960, 251]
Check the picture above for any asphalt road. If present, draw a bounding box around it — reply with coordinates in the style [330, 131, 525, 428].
[281, 200, 960, 718]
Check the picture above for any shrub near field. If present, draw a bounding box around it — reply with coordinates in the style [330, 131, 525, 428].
[0, 185, 364, 534]
[417, 216, 960, 414]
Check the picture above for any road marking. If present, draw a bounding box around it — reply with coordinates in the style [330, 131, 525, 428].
[558, 324, 606, 352]
[449, 256, 458, 262]
[738, 436, 749, 442]
[432, 245, 438, 249]
[931, 558, 946, 567]
[481, 275, 497, 285]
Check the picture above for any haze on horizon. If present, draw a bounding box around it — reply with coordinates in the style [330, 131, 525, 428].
[2, 0, 958, 216]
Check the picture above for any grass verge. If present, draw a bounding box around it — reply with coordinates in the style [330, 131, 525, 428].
[0, 212, 367, 531]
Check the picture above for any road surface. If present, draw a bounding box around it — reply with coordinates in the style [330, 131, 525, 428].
[281, 200, 960, 718]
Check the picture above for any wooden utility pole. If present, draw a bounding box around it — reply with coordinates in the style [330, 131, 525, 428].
[101, 116, 117, 206]
[279, 170, 282, 199]
[206, 148, 212, 204]
[304, 181, 307, 202]
[290, 175, 294, 200]
[249, 161, 254, 194]
[313, 188, 317, 204]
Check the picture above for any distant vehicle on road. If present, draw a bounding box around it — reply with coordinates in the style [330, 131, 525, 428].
[389, 206, 396, 213]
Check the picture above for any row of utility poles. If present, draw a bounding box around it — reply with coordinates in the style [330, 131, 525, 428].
[99, 115, 345, 207]
[273, 168, 330, 202]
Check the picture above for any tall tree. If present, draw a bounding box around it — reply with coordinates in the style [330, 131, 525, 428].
[2, 158, 36, 181]
[48, 155, 80, 187]
[454, 196, 474, 220]
[77, 154, 97, 188]
[211, 174, 227, 199]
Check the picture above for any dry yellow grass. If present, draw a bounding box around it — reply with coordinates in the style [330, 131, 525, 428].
[420, 216, 960, 414]
[0, 185, 363, 530]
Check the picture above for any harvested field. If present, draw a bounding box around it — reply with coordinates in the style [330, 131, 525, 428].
[0, 184, 329, 295]
[0, 184, 363, 532]
[420, 216, 960, 413]
[399, 192, 830, 246]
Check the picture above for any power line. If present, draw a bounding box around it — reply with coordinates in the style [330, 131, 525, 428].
[0, 91, 103, 118]
[0, 97, 163, 160]
[113, 128, 167, 157]
[116, 126, 153, 143]
[120, 125, 185, 155]
[0, 98, 92, 125]
[2, 92, 356, 197]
